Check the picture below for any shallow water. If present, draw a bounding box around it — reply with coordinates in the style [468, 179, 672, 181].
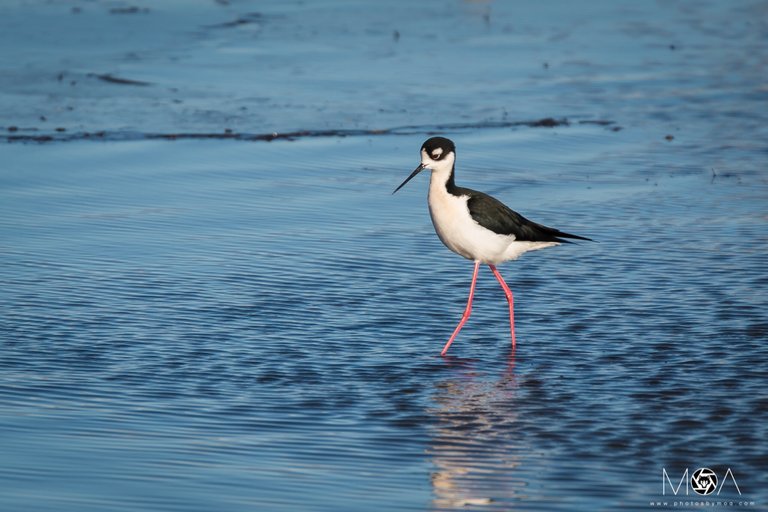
[1, 1, 767, 511]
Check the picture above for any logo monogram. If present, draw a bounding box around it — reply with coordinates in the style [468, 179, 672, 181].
[662, 467, 741, 496]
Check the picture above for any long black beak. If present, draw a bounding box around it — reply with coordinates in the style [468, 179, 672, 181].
[392, 164, 425, 194]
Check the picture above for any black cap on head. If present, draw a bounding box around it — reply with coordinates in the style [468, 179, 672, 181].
[392, 136, 456, 194]
[422, 137, 455, 157]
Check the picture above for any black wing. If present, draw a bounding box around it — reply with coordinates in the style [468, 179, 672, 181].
[462, 188, 592, 243]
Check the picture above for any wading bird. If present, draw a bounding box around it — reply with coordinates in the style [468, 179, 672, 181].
[393, 137, 591, 355]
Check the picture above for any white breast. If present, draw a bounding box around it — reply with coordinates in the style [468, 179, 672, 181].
[427, 173, 558, 264]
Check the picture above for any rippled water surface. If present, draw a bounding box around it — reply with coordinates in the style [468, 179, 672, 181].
[1, 1, 767, 511]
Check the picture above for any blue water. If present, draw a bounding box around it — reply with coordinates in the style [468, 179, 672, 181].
[1, 1, 767, 511]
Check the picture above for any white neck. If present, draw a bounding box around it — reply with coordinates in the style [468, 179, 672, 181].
[423, 151, 456, 194]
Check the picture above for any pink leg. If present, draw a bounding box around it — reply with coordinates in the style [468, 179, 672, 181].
[488, 264, 516, 350]
[441, 261, 480, 356]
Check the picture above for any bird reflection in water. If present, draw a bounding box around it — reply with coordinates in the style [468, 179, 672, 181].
[428, 349, 524, 509]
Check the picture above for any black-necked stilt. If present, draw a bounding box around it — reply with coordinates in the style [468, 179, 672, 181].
[393, 137, 592, 356]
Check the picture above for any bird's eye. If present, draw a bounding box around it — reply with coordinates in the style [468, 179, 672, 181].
[431, 151, 441, 159]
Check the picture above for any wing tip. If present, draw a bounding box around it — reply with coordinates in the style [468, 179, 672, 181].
[555, 232, 594, 243]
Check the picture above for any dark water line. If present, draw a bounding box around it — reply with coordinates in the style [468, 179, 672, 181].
[3, 117, 615, 144]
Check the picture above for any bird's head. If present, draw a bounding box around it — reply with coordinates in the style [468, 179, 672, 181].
[393, 137, 456, 194]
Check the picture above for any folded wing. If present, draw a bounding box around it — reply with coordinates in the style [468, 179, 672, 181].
[463, 189, 592, 243]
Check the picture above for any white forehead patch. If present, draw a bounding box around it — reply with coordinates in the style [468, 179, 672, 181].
[431, 148, 443, 159]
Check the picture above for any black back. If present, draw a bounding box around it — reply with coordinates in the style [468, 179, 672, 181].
[455, 186, 592, 243]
